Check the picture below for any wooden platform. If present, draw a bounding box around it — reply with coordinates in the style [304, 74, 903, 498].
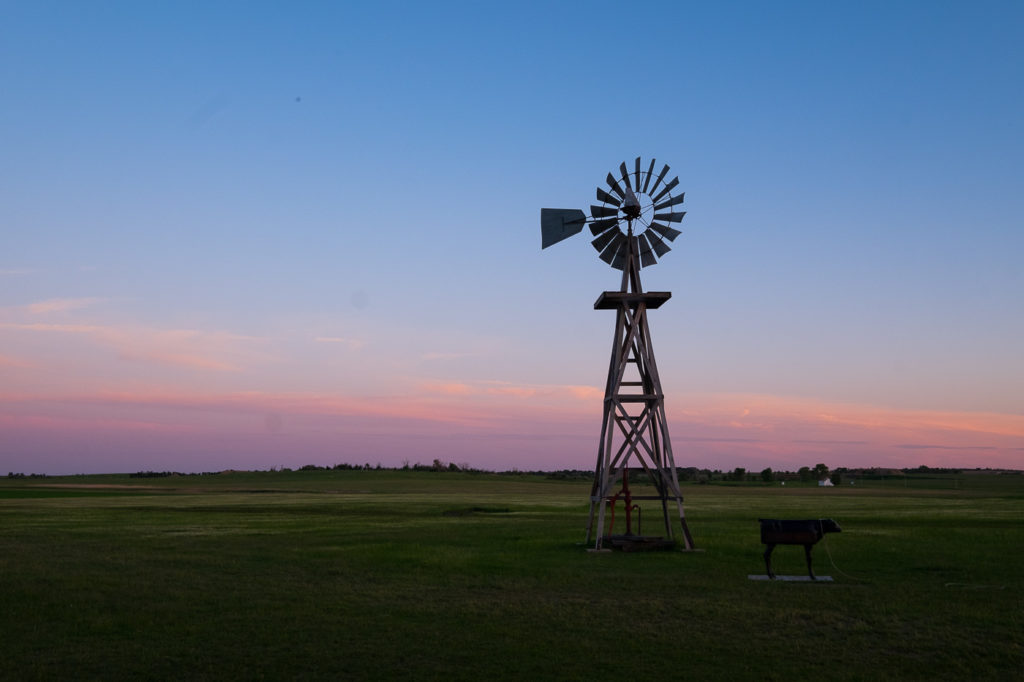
[594, 291, 671, 310]
[747, 575, 834, 582]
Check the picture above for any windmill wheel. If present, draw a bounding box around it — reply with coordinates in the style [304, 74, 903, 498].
[589, 157, 685, 270]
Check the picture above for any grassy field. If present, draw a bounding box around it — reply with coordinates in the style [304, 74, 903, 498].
[1, 470, 1021, 680]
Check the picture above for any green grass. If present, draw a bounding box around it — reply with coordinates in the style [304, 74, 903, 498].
[1, 471, 1021, 680]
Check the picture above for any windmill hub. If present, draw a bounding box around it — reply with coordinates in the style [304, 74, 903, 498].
[621, 187, 643, 221]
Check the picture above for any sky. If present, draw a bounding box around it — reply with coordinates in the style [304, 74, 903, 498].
[1, 1, 1022, 475]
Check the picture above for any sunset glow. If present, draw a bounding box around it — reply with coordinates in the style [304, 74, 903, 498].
[2, 3, 1021, 475]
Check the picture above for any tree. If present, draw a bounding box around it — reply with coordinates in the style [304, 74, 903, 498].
[830, 471, 843, 486]
[731, 467, 746, 482]
[760, 467, 774, 482]
[798, 466, 812, 482]
[813, 462, 830, 481]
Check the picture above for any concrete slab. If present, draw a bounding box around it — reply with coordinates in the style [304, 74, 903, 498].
[747, 574, 834, 582]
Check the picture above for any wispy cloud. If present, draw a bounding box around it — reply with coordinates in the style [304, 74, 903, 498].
[0, 388, 508, 431]
[0, 268, 34, 276]
[0, 412, 197, 434]
[678, 436, 766, 443]
[668, 393, 1024, 440]
[314, 336, 364, 350]
[0, 322, 266, 372]
[897, 444, 998, 451]
[419, 379, 603, 403]
[0, 354, 33, 368]
[421, 351, 472, 361]
[423, 381, 476, 396]
[793, 439, 869, 445]
[24, 297, 104, 314]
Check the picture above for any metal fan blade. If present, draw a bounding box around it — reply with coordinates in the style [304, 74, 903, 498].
[647, 231, 671, 257]
[611, 237, 634, 270]
[653, 211, 686, 223]
[598, 232, 626, 264]
[653, 193, 685, 211]
[651, 176, 680, 204]
[540, 208, 587, 248]
[619, 162, 632, 190]
[649, 221, 682, 242]
[642, 158, 656, 193]
[606, 173, 625, 199]
[648, 164, 670, 196]
[596, 187, 622, 207]
[591, 227, 619, 252]
[638, 232, 657, 267]
[637, 231, 653, 254]
[590, 204, 618, 218]
[634, 157, 642, 191]
[589, 217, 619, 235]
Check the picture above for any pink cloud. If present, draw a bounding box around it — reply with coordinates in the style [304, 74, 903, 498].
[422, 381, 476, 396]
[24, 298, 103, 314]
[0, 354, 33, 368]
[0, 322, 267, 372]
[1, 384, 1020, 474]
[420, 351, 471, 361]
[0, 412, 198, 434]
[314, 336, 364, 350]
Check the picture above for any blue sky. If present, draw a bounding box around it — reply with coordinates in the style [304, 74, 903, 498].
[1, 1, 1022, 474]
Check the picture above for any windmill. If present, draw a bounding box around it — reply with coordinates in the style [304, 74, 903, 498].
[541, 157, 694, 551]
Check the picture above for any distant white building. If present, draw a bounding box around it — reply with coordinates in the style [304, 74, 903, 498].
[818, 478, 834, 487]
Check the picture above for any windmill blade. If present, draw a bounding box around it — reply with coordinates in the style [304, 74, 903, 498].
[591, 227, 619, 252]
[589, 217, 619, 235]
[638, 232, 657, 268]
[540, 208, 587, 248]
[634, 157, 642, 191]
[651, 176, 680, 204]
[619, 162, 632, 191]
[648, 164, 670, 196]
[653, 211, 686, 223]
[641, 158, 656, 193]
[590, 205, 618, 218]
[596, 187, 622, 207]
[640, 248, 657, 268]
[649, 221, 682, 242]
[611, 237, 635, 270]
[606, 173, 625, 199]
[647, 231, 672, 257]
[653, 193, 685, 211]
[598, 232, 626, 265]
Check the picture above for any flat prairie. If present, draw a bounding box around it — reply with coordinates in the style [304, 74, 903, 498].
[1, 470, 1021, 680]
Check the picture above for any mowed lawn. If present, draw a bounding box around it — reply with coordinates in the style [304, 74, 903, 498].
[1, 470, 1021, 680]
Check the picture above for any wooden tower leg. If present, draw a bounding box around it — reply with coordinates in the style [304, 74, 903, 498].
[588, 236, 694, 550]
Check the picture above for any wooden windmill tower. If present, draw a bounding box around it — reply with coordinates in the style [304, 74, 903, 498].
[541, 157, 694, 551]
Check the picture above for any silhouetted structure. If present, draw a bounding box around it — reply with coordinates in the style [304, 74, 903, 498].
[759, 518, 842, 579]
[542, 157, 693, 551]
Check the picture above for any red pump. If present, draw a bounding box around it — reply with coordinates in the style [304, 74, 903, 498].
[607, 469, 642, 536]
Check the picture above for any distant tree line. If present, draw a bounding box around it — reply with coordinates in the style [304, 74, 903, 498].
[11, 462, 1007, 480]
